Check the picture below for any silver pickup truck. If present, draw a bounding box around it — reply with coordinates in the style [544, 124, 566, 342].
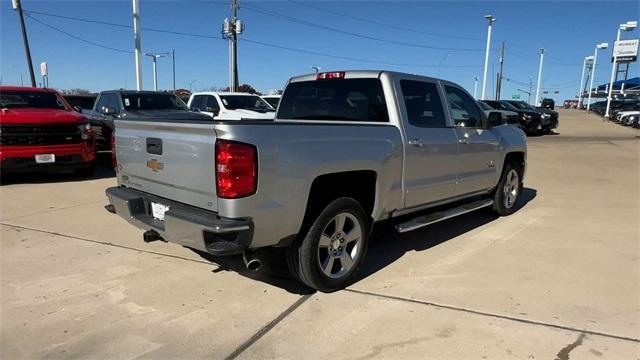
[106, 70, 527, 292]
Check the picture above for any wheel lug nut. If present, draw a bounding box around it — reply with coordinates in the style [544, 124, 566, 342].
[340, 239, 344, 243]
[338, 247, 342, 251]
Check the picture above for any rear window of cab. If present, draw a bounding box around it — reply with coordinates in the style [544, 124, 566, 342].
[277, 78, 389, 122]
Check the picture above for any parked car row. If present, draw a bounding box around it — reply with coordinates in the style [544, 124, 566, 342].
[586, 99, 639, 128]
[479, 99, 559, 135]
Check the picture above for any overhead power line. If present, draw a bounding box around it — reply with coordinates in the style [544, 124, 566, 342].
[24, 11, 483, 69]
[25, 13, 133, 54]
[288, 1, 483, 42]
[242, 2, 491, 52]
[240, 38, 482, 68]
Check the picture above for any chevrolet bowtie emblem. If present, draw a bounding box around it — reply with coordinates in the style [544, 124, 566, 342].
[146, 159, 164, 172]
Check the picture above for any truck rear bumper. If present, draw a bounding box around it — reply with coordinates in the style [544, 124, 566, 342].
[105, 186, 253, 255]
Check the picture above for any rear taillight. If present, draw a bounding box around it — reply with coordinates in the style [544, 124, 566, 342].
[316, 71, 345, 80]
[215, 139, 257, 199]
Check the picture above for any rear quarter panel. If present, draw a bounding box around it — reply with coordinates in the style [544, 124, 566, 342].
[214, 122, 403, 248]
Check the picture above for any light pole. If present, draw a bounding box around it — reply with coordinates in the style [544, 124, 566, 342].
[145, 53, 166, 91]
[311, 66, 321, 74]
[586, 43, 609, 111]
[604, 21, 637, 120]
[481, 14, 495, 100]
[473, 76, 479, 99]
[534, 48, 545, 106]
[577, 56, 592, 109]
[132, 0, 143, 91]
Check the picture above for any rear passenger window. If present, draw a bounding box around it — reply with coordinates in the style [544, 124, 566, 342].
[400, 80, 446, 128]
[277, 78, 389, 122]
[444, 86, 483, 128]
[190, 95, 206, 111]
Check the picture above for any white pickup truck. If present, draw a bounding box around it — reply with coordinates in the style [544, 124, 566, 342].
[187, 92, 275, 120]
[106, 70, 527, 292]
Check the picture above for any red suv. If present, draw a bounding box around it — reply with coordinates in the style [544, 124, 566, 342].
[0, 86, 96, 175]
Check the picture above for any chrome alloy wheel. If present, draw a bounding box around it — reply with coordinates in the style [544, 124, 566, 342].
[317, 212, 362, 279]
[503, 169, 520, 209]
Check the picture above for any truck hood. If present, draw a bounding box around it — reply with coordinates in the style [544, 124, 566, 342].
[120, 110, 212, 121]
[0, 108, 86, 125]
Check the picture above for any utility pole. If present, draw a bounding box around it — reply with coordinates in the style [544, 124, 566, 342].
[495, 42, 505, 100]
[534, 48, 545, 106]
[132, 0, 143, 90]
[222, 0, 243, 92]
[12, 0, 36, 87]
[172, 49, 176, 93]
[481, 15, 496, 100]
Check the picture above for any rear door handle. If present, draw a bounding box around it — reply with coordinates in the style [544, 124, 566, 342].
[408, 138, 423, 147]
[458, 133, 470, 144]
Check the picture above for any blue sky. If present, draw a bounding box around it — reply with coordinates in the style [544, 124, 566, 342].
[1, 0, 638, 103]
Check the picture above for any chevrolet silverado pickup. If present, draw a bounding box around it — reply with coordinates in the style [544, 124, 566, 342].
[1, 86, 95, 175]
[106, 71, 527, 292]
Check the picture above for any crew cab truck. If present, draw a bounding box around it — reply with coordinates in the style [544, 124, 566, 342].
[106, 71, 527, 292]
[0, 86, 95, 175]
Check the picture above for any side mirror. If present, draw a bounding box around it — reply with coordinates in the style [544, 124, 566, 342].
[487, 112, 505, 128]
[73, 106, 83, 113]
[205, 107, 219, 116]
[102, 106, 116, 115]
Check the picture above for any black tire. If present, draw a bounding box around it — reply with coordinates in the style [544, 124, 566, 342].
[286, 197, 370, 292]
[492, 162, 523, 216]
[75, 163, 95, 177]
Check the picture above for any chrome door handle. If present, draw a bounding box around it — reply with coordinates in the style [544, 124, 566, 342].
[408, 138, 423, 147]
[459, 133, 470, 144]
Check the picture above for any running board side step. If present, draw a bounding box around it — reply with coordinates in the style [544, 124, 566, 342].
[395, 199, 494, 233]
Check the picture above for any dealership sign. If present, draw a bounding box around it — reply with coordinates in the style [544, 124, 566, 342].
[612, 39, 639, 63]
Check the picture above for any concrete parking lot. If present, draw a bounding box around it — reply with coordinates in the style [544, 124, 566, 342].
[1, 109, 638, 359]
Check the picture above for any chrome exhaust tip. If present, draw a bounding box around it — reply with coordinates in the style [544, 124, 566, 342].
[243, 252, 262, 271]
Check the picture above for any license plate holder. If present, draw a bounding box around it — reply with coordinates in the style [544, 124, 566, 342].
[151, 202, 170, 221]
[35, 154, 55, 164]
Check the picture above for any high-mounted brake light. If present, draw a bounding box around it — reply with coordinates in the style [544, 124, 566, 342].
[316, 71, 345, 80]
[215, 139, 257, 199]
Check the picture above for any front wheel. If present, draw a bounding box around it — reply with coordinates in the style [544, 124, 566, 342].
[287, 197, 370, 292]
[492, 162, 522, 216]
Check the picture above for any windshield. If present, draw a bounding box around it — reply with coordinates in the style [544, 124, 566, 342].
[220, 95, 274, 111]
[478, 101, 493, 111]
[277, 78, 389, 122]
[64, 95, 96, 110]
[120, 93, 188, 111]
[508, 101, 535, 110]
[0, 91, 68, 110]
[484, 100, 517, 111]
[263, 97, 280, 108]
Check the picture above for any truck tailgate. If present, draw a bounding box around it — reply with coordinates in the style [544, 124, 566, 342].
[114, 119, 218, 212]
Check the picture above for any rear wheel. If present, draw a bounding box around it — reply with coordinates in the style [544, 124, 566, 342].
[492, 162, 522, 216]
[287, 197, 370, 292]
